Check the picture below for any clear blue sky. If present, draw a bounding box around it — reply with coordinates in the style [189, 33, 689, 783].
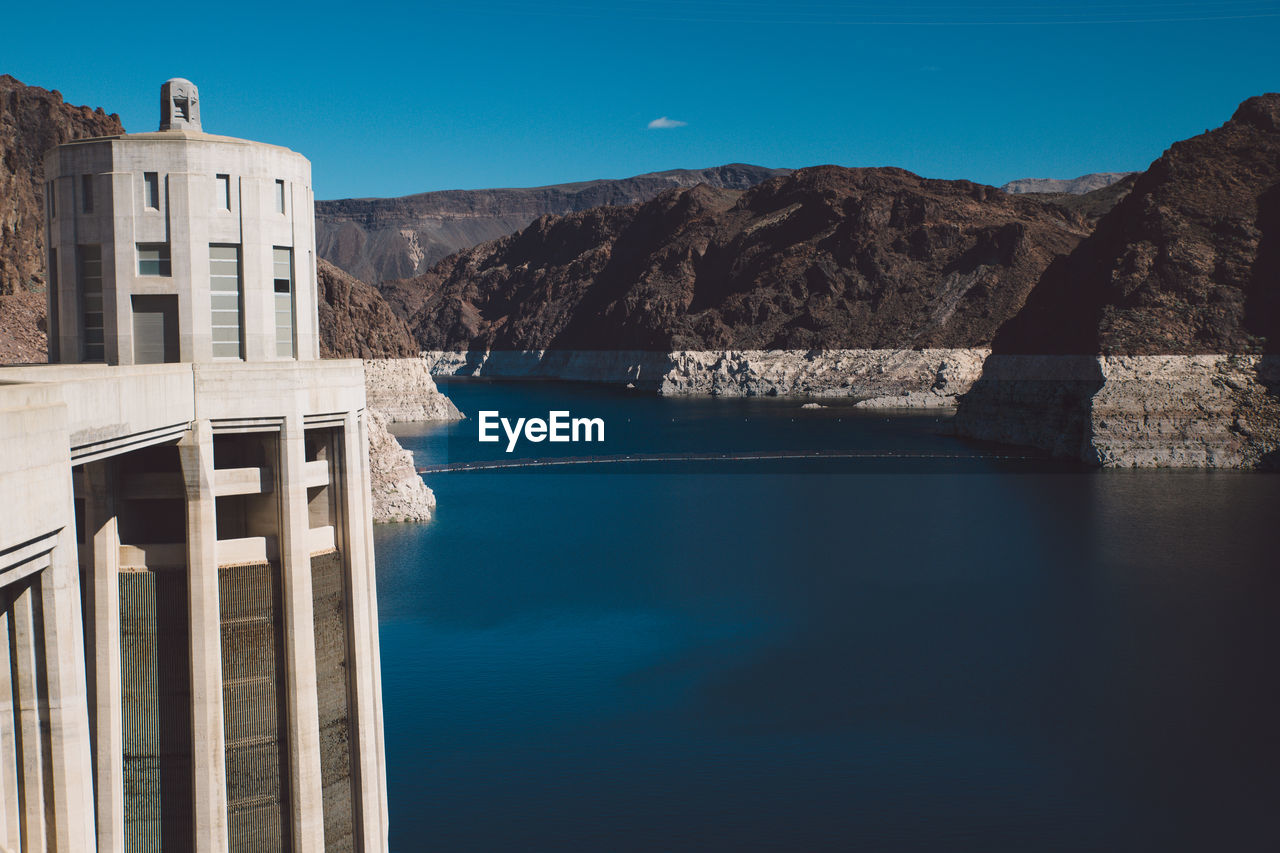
[4, 1, 1277, 199]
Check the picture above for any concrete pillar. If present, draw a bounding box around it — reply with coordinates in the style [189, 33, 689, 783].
[84, 459, 124, 853]
[38, 504, 99, 850]
[279, 415, 325, 851]
[179, 420, 230, 853]
[9, 582, 47, 851]
[0, 607, 20, 851]
[339, 412, 386, 850]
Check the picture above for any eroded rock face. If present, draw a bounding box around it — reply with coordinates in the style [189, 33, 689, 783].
[363, 358, 462, 422]
[1087, 356, 1280, 467]
[659, 349, 989, 404]
[420, 347, 988, 403]
[316, 164, 791, 284]
[996, 93, 1280, 356]
[366, 409, 435, 523]
[956, 355, 1280, 468]
[1001, 172, 1136, 195]
[957, 94, 1280, 467]
[316, 258, 419, 359]
[0, 75, 124, 296]
[400, 166, 1093, 355]
[0, 291, 47, 363]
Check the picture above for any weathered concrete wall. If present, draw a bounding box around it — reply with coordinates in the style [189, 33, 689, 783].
[120, 567, 192, 851]
[218, 561, 290, 849]
[311, 549, 354, 853]
[45, 130, 320, 365]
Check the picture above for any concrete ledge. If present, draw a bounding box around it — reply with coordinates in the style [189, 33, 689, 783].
[214, 467, 274, 497]
[308, 526, 335, 554]
[303, 461, 329, 489]
[216, 535, 279, 566]
[118, 542, 186, 570]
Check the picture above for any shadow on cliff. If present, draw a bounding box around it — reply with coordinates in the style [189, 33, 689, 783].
[954, 354, 1105, 461]
[1254, 354, 1280, 470]
[1245, 184, 1280, 351]
[1245, 186, 1280, 468]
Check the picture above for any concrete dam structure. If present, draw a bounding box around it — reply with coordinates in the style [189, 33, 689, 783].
[0, 80, 388, 851]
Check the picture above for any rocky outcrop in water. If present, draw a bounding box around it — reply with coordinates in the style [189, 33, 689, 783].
[366, 409, 436, 523]
[0, 75, 124, 295]
[316, 164, 791, 283]
[363, 358, 462, 422]
[421, 348, 989, 404]
[958, 94, 1280, 468]
[400, 166, 1093, 355]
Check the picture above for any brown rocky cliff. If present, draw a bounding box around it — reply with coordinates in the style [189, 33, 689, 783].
[316, 164, 791, 283]
[0, 75, 124, 295]
[316, 257, 419, 358]
[994, 93, 1280, 355]
[400, 166, 1094, 353]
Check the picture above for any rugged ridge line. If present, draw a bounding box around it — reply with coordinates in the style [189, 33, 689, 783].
[0, 74, 124, 296]
[397, 166, 1096, 358]
[958, 93, 1280, 468]
[316, 164, 791, 282]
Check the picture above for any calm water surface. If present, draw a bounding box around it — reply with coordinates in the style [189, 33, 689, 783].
[377, 380, 1280, 851]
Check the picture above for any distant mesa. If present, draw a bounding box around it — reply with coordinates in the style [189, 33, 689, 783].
[1000, 172, 1137, 195]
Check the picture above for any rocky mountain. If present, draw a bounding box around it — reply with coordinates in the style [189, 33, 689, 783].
[397, 166, 1094, 353]
[993, 93, 1280, 355]
[1001, 172, 1136, 195]
[316, 258, 418, 358]
[958, 94, 1280, 469]
[1, 75, 124, 295]
[315, 164, 791, 283]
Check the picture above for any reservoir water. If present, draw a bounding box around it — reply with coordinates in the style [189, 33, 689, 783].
[378, 380, 1280, 851]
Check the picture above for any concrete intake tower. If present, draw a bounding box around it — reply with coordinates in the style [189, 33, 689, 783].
[0, 79, 388, 851]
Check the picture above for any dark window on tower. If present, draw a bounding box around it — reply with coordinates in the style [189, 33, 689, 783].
[216, 174, 231, 210]
[275, 179, 285, 214]
[144, 172, 160, 209]
[137, 243, 172, 276]
[81, 175, 94, 213]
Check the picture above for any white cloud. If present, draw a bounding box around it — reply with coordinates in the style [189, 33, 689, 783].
[647, 116, 687, 129]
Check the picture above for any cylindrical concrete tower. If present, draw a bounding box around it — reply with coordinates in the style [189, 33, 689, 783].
[1, 81, 389, 853]
[43, 79, 320, 365]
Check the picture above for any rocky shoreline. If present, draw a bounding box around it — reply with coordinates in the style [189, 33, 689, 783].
[421, 348, 1280, 468]
[363, 357, 464, 522]
[420, 348, 989, 405]
[364, 357, 464, 422]
[956, 355, 1280, 469]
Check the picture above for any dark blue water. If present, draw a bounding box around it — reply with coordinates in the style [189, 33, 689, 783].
[377, 380, 1280, 852]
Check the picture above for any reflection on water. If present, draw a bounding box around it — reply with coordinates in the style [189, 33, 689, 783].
[376, 382, 1280, 852]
